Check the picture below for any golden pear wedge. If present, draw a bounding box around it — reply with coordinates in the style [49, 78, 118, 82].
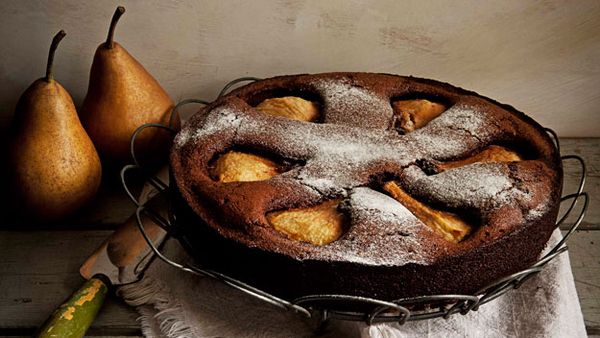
[81, 6, 176, 171]
[8, 31, 102, 221]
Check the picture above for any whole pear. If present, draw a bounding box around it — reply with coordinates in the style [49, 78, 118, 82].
[81, 6, 176, 172]
[9, 31, 102, 221]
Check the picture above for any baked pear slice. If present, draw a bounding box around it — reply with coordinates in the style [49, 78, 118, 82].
[393, 99, 446, 132]
[256, 96, 319, 122]
[383, 181, 471, 243]
[267, 200, 344, 246]
[211, 151, 279, 183]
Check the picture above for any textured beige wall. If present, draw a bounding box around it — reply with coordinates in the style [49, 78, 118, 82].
[1, 0, 599, 136]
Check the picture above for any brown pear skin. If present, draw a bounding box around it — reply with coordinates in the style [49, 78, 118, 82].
[9, 31, 102, 221]
[80, 6, 176, 172]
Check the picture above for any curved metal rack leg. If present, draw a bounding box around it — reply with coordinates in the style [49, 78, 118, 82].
[217, 77, 262, 98]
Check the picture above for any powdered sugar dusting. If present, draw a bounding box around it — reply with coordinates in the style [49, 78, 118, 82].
[293, 131, 408, 195]
[174, 126, 192, 148]
[175, 106, 241, 148]
[236, 113, 411, 195]
[427, 104, 488, 134]
[326, 187, 432, 265]
[406, 104, 500, 160]
[315, 79, 393, 129]
[403, 162, 531, 212]
[346, 187, 416, 223]
[174, 75, 555, 265]
[526, 203, 549, 220]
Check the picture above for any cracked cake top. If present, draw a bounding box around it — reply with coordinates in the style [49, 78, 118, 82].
[170, 72, 561, 268]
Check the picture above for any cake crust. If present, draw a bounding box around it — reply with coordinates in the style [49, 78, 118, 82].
[170, 72, 562, 301]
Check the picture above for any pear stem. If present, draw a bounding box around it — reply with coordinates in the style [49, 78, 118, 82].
[106, 6, 125, 49]
[45, 30, 66, 82]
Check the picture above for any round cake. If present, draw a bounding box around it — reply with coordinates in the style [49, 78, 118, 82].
[170, 72, 562, 302]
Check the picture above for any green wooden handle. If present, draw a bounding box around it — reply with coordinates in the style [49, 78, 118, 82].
[36, 277, 108, 338]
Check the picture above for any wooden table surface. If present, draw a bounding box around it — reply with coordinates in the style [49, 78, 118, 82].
[0, 138, 598, 338]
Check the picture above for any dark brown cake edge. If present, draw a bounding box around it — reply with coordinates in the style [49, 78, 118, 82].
[169, 72, 563, 302]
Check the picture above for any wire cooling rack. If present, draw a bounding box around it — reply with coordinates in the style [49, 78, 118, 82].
[120, 77, 589, 328]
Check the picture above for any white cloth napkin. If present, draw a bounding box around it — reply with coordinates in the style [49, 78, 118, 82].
[118, 229, 587, 338]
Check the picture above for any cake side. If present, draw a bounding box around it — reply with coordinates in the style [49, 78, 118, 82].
[170, 72, 562, 300]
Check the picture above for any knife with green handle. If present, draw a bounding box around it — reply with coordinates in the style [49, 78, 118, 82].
[35, 171, 169, 338]
[36, 276, 109, 338]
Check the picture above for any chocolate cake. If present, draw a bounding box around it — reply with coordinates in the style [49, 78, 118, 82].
[170, 73, 562, 302]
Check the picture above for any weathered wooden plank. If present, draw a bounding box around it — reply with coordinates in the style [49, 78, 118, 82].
[559, 138, 600, 230]
[0, 180, 139, 230]
[0, 328, 143, 338]
[0, 231, 139, 335]
[0, 229, 598, 336]
[0, 329, 141, 337]
[566, 230, 600, 336]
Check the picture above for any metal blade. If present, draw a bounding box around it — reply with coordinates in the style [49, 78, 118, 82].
[80, 210, 166, 285]
[80, 167, 170, 285]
